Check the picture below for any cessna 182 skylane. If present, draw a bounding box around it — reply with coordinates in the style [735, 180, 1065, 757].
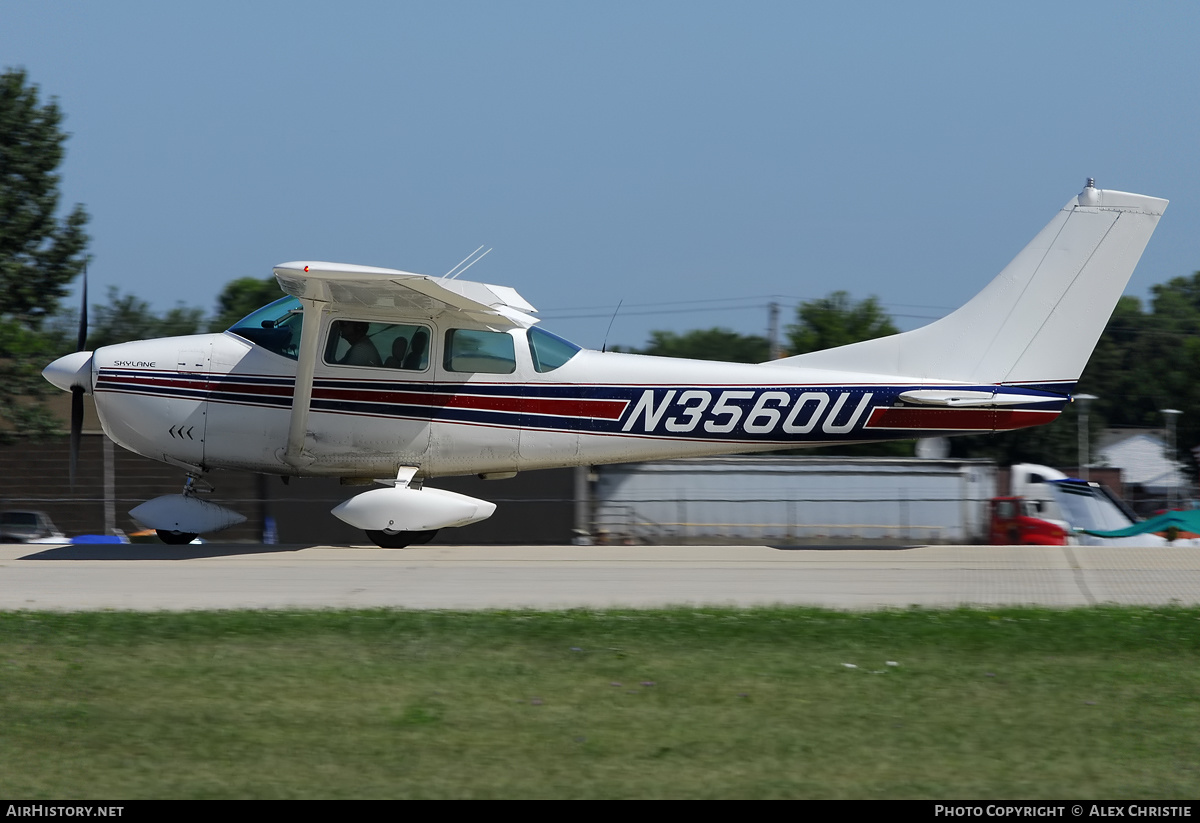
[43, 181, 1166, 546]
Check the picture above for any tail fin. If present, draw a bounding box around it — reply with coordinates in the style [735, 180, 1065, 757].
[774, 182, 1167, 386]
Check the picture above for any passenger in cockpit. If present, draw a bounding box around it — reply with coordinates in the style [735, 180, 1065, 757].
[385, 337, 408, 369]
[403, 329, 428, 370]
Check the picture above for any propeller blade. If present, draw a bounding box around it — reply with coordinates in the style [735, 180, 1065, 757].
[70, 261, 88, 487]
[70, 386, 83, 488]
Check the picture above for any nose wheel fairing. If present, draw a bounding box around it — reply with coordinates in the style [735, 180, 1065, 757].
[129, 488, 247, 537]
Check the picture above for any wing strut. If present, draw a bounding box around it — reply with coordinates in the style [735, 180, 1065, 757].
[281, 298, 327, 467]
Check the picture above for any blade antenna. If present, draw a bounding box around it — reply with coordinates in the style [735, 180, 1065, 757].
[443, 246, 485, 280]
[601, 299, 623, 353]
[70, 260, 89, 488]
[448, 247, 491, 280]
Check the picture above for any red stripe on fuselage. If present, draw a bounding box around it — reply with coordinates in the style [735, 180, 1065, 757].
[866, 407, 1059, 431]
[98, 372, 629, 420]
[312, 386, 628, 420]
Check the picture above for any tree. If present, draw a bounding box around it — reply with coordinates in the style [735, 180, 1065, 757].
[786, 291, 898, 355]
[1100, 274, 1200, 475]
[633, 327, 769, 363]
[86, 287, 204, 348]
[0, 68, 89, 326]
[0, 68, 89, 439]
[207, 276, 284, 333]
[79, 276, 279, 349]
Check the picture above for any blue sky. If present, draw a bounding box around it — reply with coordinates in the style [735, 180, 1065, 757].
[4, 1, 1199, 349]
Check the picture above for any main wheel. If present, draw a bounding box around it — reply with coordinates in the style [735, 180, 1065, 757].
[157, 530, 198, 545]
[365, 529, 439, 548]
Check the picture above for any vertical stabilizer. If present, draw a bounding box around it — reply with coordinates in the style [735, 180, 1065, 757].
[773, 183, 1167, 385]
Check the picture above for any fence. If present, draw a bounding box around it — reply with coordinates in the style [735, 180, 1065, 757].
[0, 434, 578, 544]
[1, 437, 996, 545]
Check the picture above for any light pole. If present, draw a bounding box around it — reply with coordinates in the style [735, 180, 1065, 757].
[1162, 408, 1182, 510]
[1075, 394, 1097, 481]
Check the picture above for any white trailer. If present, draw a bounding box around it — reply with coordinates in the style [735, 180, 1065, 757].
[591, 456, 997, 545]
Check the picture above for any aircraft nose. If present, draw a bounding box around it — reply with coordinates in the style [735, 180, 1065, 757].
[43, 351, 94, 393]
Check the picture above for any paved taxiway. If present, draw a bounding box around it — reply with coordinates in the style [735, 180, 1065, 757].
[2, 543, 1199, 611]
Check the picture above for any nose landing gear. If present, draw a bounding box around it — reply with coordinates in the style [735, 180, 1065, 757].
[364, 529, 439, 549]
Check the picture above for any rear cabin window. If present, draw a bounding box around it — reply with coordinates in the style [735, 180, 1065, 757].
[324, 321, 431, 370]
[444, 329, 516, 374]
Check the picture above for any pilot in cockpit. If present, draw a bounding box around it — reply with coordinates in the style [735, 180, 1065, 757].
[337, 321, 382, 367]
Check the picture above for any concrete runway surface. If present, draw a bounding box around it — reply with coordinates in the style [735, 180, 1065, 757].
[2, 543, 1200, 611]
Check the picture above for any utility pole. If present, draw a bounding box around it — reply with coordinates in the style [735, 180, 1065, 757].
[1075, 394, 1096, 481]
[768, 301, 782, 360]
[1162, 408, 1182, 510]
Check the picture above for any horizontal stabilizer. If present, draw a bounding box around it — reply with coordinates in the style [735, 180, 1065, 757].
[897, 389, 1061, 407]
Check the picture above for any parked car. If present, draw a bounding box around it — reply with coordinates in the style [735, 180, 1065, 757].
[0, 510, 68, 544]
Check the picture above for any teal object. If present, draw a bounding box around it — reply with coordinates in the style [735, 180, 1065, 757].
[1081, 509, 1200, 538]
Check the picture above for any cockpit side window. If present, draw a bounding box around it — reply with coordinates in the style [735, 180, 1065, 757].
[227, 296, 303, 360]
[324, 321, 431, 370]
[444, 329, 516, 374]
[527, 326, 581, 372]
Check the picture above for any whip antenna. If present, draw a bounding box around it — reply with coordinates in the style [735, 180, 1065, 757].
[602, 299, 623, 353]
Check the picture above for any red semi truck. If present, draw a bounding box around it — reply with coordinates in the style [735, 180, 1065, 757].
[988, 497, 1070, 545]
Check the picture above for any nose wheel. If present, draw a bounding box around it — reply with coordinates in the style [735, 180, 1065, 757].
[364, 529, 439, 548]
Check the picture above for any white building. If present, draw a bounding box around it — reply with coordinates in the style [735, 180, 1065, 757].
[1096, 428, 1191, 508]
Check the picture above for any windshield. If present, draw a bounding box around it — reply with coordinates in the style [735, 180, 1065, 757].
[227, 296, 303, 359]
[527, 326, 581, 372]
[0, 512, 38, 533]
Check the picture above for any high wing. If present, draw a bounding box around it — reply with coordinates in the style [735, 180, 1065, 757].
[272, 262, 538, 327]
[271, 261, 539, 467]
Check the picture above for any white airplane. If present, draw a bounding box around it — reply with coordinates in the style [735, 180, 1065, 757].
[43, 181, 1166, 546]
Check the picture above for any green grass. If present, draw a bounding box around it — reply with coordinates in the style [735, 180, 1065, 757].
[1, 607, 1199, 798]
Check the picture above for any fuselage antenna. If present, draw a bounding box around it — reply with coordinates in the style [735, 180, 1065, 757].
[443, 246, 492, 280]
[602, 299, 623, 353]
